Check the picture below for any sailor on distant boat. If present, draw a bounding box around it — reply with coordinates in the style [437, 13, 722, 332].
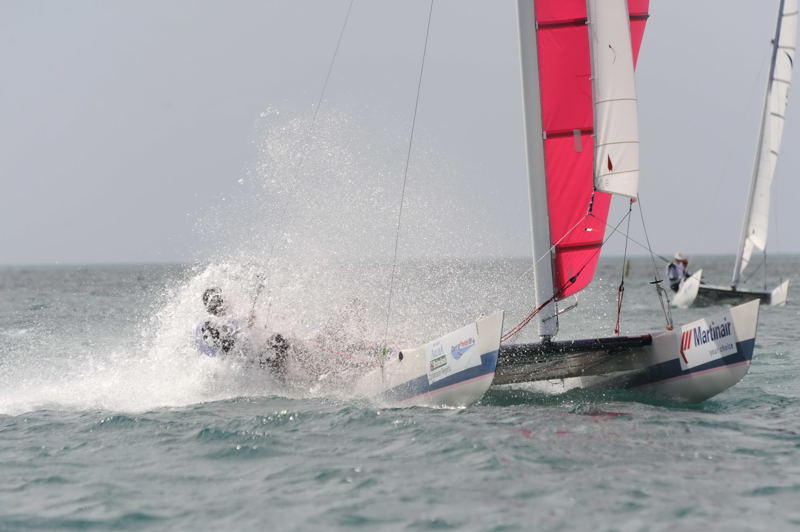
[666, 252, 690, 293]
[194, 287, 289, 377]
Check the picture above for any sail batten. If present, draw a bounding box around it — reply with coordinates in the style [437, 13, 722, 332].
[733, 0, 797, 283]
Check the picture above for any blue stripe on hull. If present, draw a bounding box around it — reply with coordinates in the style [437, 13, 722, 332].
[382, 350, 499, 403]
[626, 339, 756, 389]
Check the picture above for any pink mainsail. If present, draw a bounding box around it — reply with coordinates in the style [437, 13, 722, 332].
[533, 0, 648, 299]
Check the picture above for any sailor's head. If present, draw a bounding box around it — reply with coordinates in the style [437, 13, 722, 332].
[674, 252, 688, 264]
[202, 287, 225, 316]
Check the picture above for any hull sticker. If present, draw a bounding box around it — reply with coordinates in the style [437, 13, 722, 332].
[678, 312, 738, 370]
[426, 322, 479, 384]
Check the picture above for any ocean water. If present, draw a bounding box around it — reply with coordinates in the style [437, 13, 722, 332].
[1, 257, 799, 530]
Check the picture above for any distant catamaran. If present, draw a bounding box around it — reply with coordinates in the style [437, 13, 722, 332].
[358, 0, 762, 407]
[696, 0, 796, 306]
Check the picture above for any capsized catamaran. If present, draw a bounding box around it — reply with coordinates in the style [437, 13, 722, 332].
[696, 0, 796, 306]
[358, 0, 760, 407]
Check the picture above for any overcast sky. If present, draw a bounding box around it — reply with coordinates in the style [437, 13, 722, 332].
[1, 1, 797, 265]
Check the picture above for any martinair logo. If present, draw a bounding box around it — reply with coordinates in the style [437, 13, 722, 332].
[449, 337, 476, 360]
[679, 330, 692, 364]
[679, 319, 733, 364]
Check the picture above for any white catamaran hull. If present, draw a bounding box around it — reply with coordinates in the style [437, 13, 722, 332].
[671, 269, 702, 308]
[696, 279, 789, 306]
[493, 300, 760, 403]
[355, 311, 503, 408]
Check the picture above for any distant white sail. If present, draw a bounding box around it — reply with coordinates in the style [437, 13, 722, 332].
[736, 0, 797, 278]
[587, 0, 640, 198]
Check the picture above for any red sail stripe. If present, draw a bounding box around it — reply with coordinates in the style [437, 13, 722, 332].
[532, 0, 649, 299]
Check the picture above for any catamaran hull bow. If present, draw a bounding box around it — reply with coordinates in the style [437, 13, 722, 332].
[494, 300, 760, 402]
[356, 312, 503, 408]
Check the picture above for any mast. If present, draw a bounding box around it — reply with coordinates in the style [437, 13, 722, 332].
[733, 0, 796, 285]
[517, 0, 558, 338]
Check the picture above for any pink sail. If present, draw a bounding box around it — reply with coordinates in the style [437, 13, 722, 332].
[533, 0, 648, 299]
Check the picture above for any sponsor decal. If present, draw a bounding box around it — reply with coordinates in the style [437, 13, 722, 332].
[426, 322, 481, 384]
[429, 342, 447, 372]
[678, 313, 738, 370]
[449, 337, 475, 360]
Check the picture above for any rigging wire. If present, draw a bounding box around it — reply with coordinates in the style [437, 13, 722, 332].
[741, 256, 764, 284]
[503, 191, 683, 341]
[500, 209, 633, 343]
[507, 212, 605, 284]
[614, 200, 634, 335]
[382, 0, 435, 352]
[256, 0, 356, 326]
[769, 172, 784, 288]
[502, 189, 688, 342]
[498, 212, 592, 340]
[635, 194, 673, 330]
[603, 216, 706, 283]
[497, 214, 594, 342]
[761, 145, 781, 291]
[602, 221, 670, 264]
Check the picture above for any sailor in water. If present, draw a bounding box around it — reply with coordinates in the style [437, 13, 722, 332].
[195, 287, 289, 376]
[666, 252, 690, 293]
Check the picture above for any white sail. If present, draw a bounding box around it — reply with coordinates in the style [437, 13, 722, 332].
[735, 0, 797, 280]
[587, 0, 640, 198]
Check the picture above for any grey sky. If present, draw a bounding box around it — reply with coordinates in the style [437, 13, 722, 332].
[1, 1, 797, 264]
